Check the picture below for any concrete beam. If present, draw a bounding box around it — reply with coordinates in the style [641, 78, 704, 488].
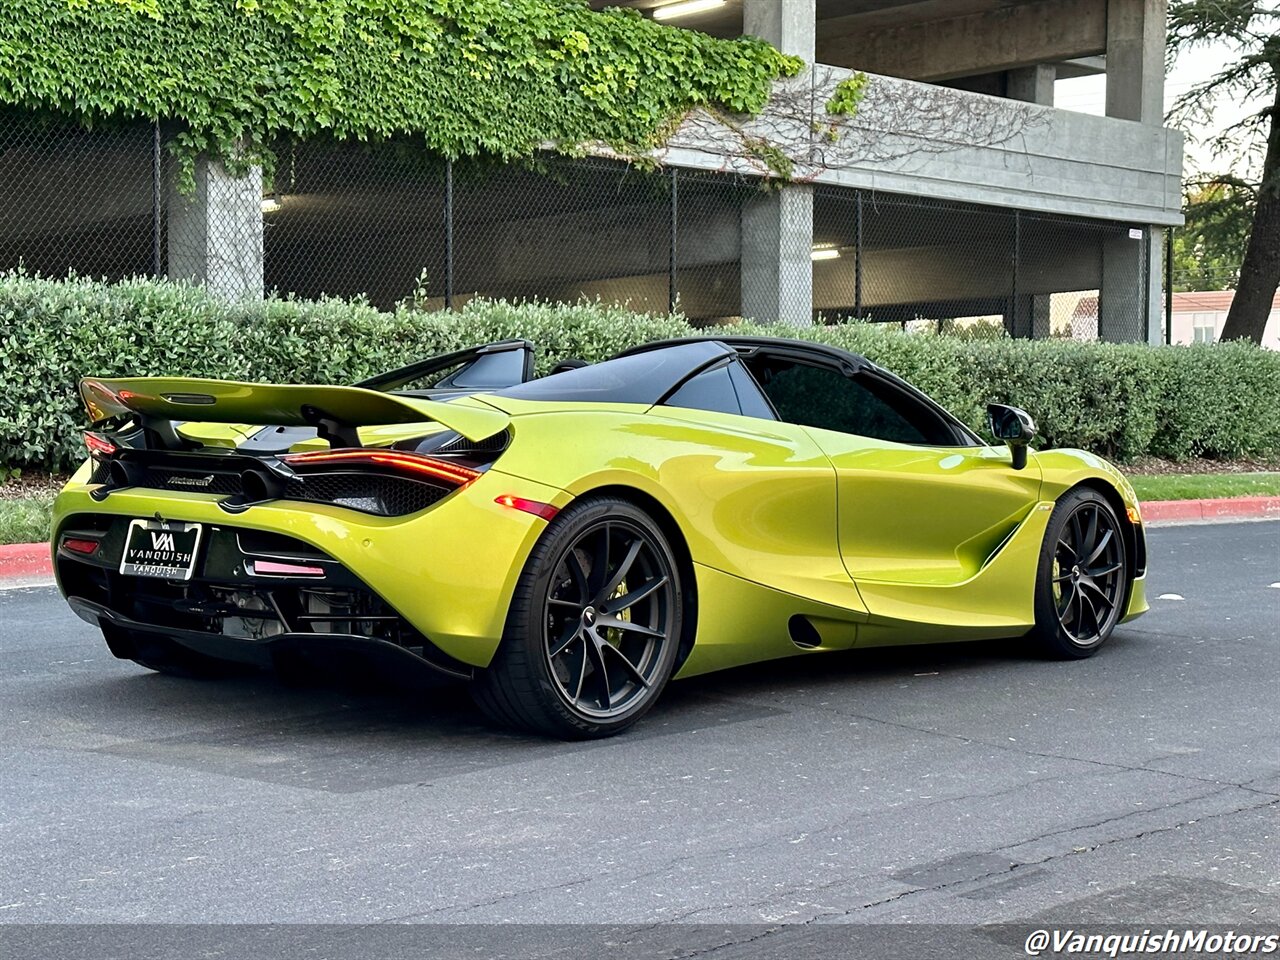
[656, 65, 1185, 227]
[168, 157, 263, 300]
[1056, 55, 1107, 79]
[1106, 0, 1167, 124]
[816, 0, 1106, 82]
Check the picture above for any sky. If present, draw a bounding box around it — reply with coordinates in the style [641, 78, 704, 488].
[1053, 39, 1268, 179]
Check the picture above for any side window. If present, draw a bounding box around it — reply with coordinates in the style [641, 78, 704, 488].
[663, 359, 779, 421]
[727, 361, 778, 421]
[664, 364, 741, 416]
[419, 350, 527, 390]
[744, 358, 945, 445]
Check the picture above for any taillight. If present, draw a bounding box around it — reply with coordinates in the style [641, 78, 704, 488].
[62, 537, 101, 556]
[282, 448, 481, 487]
[84, 432, 117, 458]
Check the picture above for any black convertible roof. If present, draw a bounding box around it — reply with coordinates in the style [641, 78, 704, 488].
[489, 336, 877, 407]
[492, 339, 734, 405]
[616, 336, 873, 374]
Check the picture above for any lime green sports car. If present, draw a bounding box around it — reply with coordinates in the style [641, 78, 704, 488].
[53, 337, 1148, 738]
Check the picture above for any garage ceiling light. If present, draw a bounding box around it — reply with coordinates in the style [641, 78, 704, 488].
[652, 0, 726, 20]
[811, 244, 841, 261]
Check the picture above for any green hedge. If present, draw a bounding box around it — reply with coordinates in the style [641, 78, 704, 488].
[3, 272, 1278, 472]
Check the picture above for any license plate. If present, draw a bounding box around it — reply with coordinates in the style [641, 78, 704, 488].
[120, 520, 204, 581]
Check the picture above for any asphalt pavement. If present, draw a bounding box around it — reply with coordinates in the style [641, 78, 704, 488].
[1, 521, 1277, 955]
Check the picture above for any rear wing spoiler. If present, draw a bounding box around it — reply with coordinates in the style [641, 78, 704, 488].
[80, 377, 510, 445]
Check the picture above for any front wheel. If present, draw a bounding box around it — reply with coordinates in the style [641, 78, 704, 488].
[471, 496, 686, 739]
[1029, 488, 1129, 659]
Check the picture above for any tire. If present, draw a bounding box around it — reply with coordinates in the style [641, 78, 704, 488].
[471, 495, 686, 739]
[101, 624, 244, 679]
[1029, 487, 1129, 659]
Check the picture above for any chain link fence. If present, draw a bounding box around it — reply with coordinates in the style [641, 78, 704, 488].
[1, 113, 1156, 341]
[811, 189, 1151, 341]
[0, 111, 161, 283]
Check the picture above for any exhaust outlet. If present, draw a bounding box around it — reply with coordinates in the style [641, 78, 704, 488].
[240, 468, 281, 504]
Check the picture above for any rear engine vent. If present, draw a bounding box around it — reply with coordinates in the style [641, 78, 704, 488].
[236, 529, 328, 560]
[439, 431, 509, 454]
[284, 474, 449, 517]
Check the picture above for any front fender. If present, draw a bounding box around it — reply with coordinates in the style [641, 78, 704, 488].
[1033, 448, 1142, 521]
[1033, 448, 1148, 622]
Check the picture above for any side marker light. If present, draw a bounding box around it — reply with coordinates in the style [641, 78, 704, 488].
[495, 495, 560, 521]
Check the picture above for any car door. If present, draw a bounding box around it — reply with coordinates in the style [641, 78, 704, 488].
[650, 356, 857, 611]
[739, 351, 1042, 589]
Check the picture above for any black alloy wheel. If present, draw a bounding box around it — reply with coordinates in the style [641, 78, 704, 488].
[471, 496, 685, 739]
[1030, 488, 1129, 658]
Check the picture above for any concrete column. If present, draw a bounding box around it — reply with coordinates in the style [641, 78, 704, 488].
[1105, 0, 1167, 124]
[1007, 64, 1056, 106]
[168, 157, 264, 300]
[1006, 294, 1052, 339]
[1143, 225, 1165, 344]
[740, 0, 815, 325]
[741, 186, 814, 326]
[743, 0, 815, 62]
[1099, 228, 1147, 342]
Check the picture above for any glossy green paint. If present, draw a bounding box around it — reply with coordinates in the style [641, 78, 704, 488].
[489, 402, 866, 615]
[676, 563, 859, 678]
[82, 377, 509, 441]
[852, 500, 1053, 644]
[54, 463, 563, 667]
[175, 422, 258, 448]
[808, 429, 1042, 585]
[1034, 447, 1144, 517]
[54, 381, 1148, 678]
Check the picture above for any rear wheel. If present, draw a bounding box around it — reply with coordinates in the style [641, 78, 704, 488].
[102, 625, 243, 679]
[1029, 488, 1129, 659]
[471, 496, 685, 739]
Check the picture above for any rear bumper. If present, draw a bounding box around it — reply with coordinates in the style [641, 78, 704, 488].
[52, 466, 568, 668]
[68, 596, 473, 680]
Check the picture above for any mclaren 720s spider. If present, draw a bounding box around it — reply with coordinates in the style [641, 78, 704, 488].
[53, 336, 1147, 738]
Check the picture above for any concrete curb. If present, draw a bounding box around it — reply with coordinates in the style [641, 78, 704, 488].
[0, 542, 53, 583]
[1140, 495, 1280, 524]
[4, 496, 1278, 584]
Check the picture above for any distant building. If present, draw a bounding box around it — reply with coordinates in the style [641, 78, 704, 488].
[1170, 291, 1280, 349]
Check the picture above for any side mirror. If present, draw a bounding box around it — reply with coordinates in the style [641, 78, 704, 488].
[987, 403, 1036, 470]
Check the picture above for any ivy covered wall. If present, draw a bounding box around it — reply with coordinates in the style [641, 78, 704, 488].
[0, 0, 801, 173]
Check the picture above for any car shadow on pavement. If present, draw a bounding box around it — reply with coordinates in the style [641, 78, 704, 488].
[31, 632, 1077, 793]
